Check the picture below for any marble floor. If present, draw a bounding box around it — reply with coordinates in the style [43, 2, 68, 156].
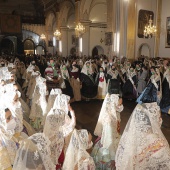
[71, 99, 170, 144]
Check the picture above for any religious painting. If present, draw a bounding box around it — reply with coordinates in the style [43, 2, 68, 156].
[48, 40, 53, 47]
[105, 32, 112, 46]
[0, 14, 21, 34]
[165, 17, 170, 48]
[72, 35, 79, 47]
[138, 10, 154, 38]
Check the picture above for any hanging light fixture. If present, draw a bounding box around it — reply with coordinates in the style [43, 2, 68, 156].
[100, 31, 104, 43]
[54, 29, 61, 40]
[40, 34, 46, 39]
[144, 15, 157, 38]
[75, 22, 85, 37]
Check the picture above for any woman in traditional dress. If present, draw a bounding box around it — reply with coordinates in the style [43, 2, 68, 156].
[123, 66, 137, 99]
[0, 107, 29, 170]
[60, 64, 73, 99]
[69, 61, 81, 102]
[43, 108, 65, 169]
[115, 102, 170, 170]
[43, 88, 62, 122]
[137, 66, 162, 104]
[0, 124, 18, 170]
[62, 129, 95, 170]
[13, 133, 55, 170]
[160, 66, 170, 114]
[80, 61, 98, 100]
[136, 65, 148, 96]
[29, 77, 48, 131]
[95, 67, 107, 99]
[91, 91, 123, 169]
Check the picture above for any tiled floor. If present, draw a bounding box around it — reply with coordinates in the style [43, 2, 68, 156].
[71, 99, 170, 144]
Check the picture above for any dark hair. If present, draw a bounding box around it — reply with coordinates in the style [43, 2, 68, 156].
[5, 108, 10, 112]
[108, 79, 122, 97]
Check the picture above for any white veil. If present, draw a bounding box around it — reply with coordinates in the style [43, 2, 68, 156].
[94, 94, 123, 137]
[53, 93, 70, 114]
[115, 102, 170, 170]
[62, 129, 95, 170]
[13, 133, 55, 170]
[81, 60, 93, 75]
[43, 108, 65, 165]
[93, 93, 123, 161]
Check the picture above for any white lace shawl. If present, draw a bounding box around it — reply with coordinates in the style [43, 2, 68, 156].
[94, 93, 123, 160]
[107, 70, 119, 79]
[0, 126, 18, 167]
[62, 129, 96, 170]
[13, 133, 55, 170]
[41, 88, 62, 126]
[81, 61, 93, 75]
[115, 103, 170, 170]
[29, 85, 47, 119]
[43, 108, 65, 165]
[45, 89, 62, 116]
[53, 94, 70, 114]
[94, 94, 123, 137]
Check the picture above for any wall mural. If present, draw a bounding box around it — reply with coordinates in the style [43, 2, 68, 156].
[72, 35, 79, 47]
[138, 9, 154, 38]
[166, 17, 170, 48]
[0, 14, 21, 34]
[105, 32, 112, 46]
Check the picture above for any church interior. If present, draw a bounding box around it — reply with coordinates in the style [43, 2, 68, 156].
[1, 0, 170, 169]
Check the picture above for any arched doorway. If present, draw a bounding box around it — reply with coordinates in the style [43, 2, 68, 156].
[92, 45, 104, 57]
[1, 38, 14, 55]
[35, 45, 46, 55]
[70, 47, 76, 56]
[24, 39, 35, 55]
[138, 43, 151, 58]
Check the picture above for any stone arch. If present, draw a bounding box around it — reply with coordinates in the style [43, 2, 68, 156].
[59, 1, 74, 27]
[138, 43, 151, 58]
[0, 37, 15, 55]
[23, 38, 35, 55]
[89, 2, 107, 23]
[45, 11, 56, 31]
[35, 45, 46, 55]
[92, 45, 104, 57]
[80, 0, 107, 21]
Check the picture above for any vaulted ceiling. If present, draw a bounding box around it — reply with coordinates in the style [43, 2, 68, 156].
[0, 0, 74, 15]
[0, 0, 75, 25]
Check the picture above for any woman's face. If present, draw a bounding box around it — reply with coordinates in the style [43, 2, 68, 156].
[130, 68, 134, 72]
[5, 110, 12, 123]
[63, 65, 66, 70]
[86, 63, 90, 68]
[112, 66, 116, 71]
[100, 68, 103, 72]
[150, 68, 155, 75]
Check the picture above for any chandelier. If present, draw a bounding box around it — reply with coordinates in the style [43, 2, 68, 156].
[54, 29, 61, 40]
[75, 22, 85, 37]
[40, 34, 46, 39]
[144, 15, 157, 38]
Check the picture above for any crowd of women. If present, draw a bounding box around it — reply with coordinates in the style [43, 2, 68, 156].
[0, 54, 170, 170]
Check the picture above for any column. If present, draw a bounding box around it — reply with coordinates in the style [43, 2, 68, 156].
[45, 29, 54, 55]
[126, 0, 136, 60]
[60, 26, 68, 57]
[80, 20, 91, 56]
[106, 0, 116, 57]
[154, 0, 162, 57]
